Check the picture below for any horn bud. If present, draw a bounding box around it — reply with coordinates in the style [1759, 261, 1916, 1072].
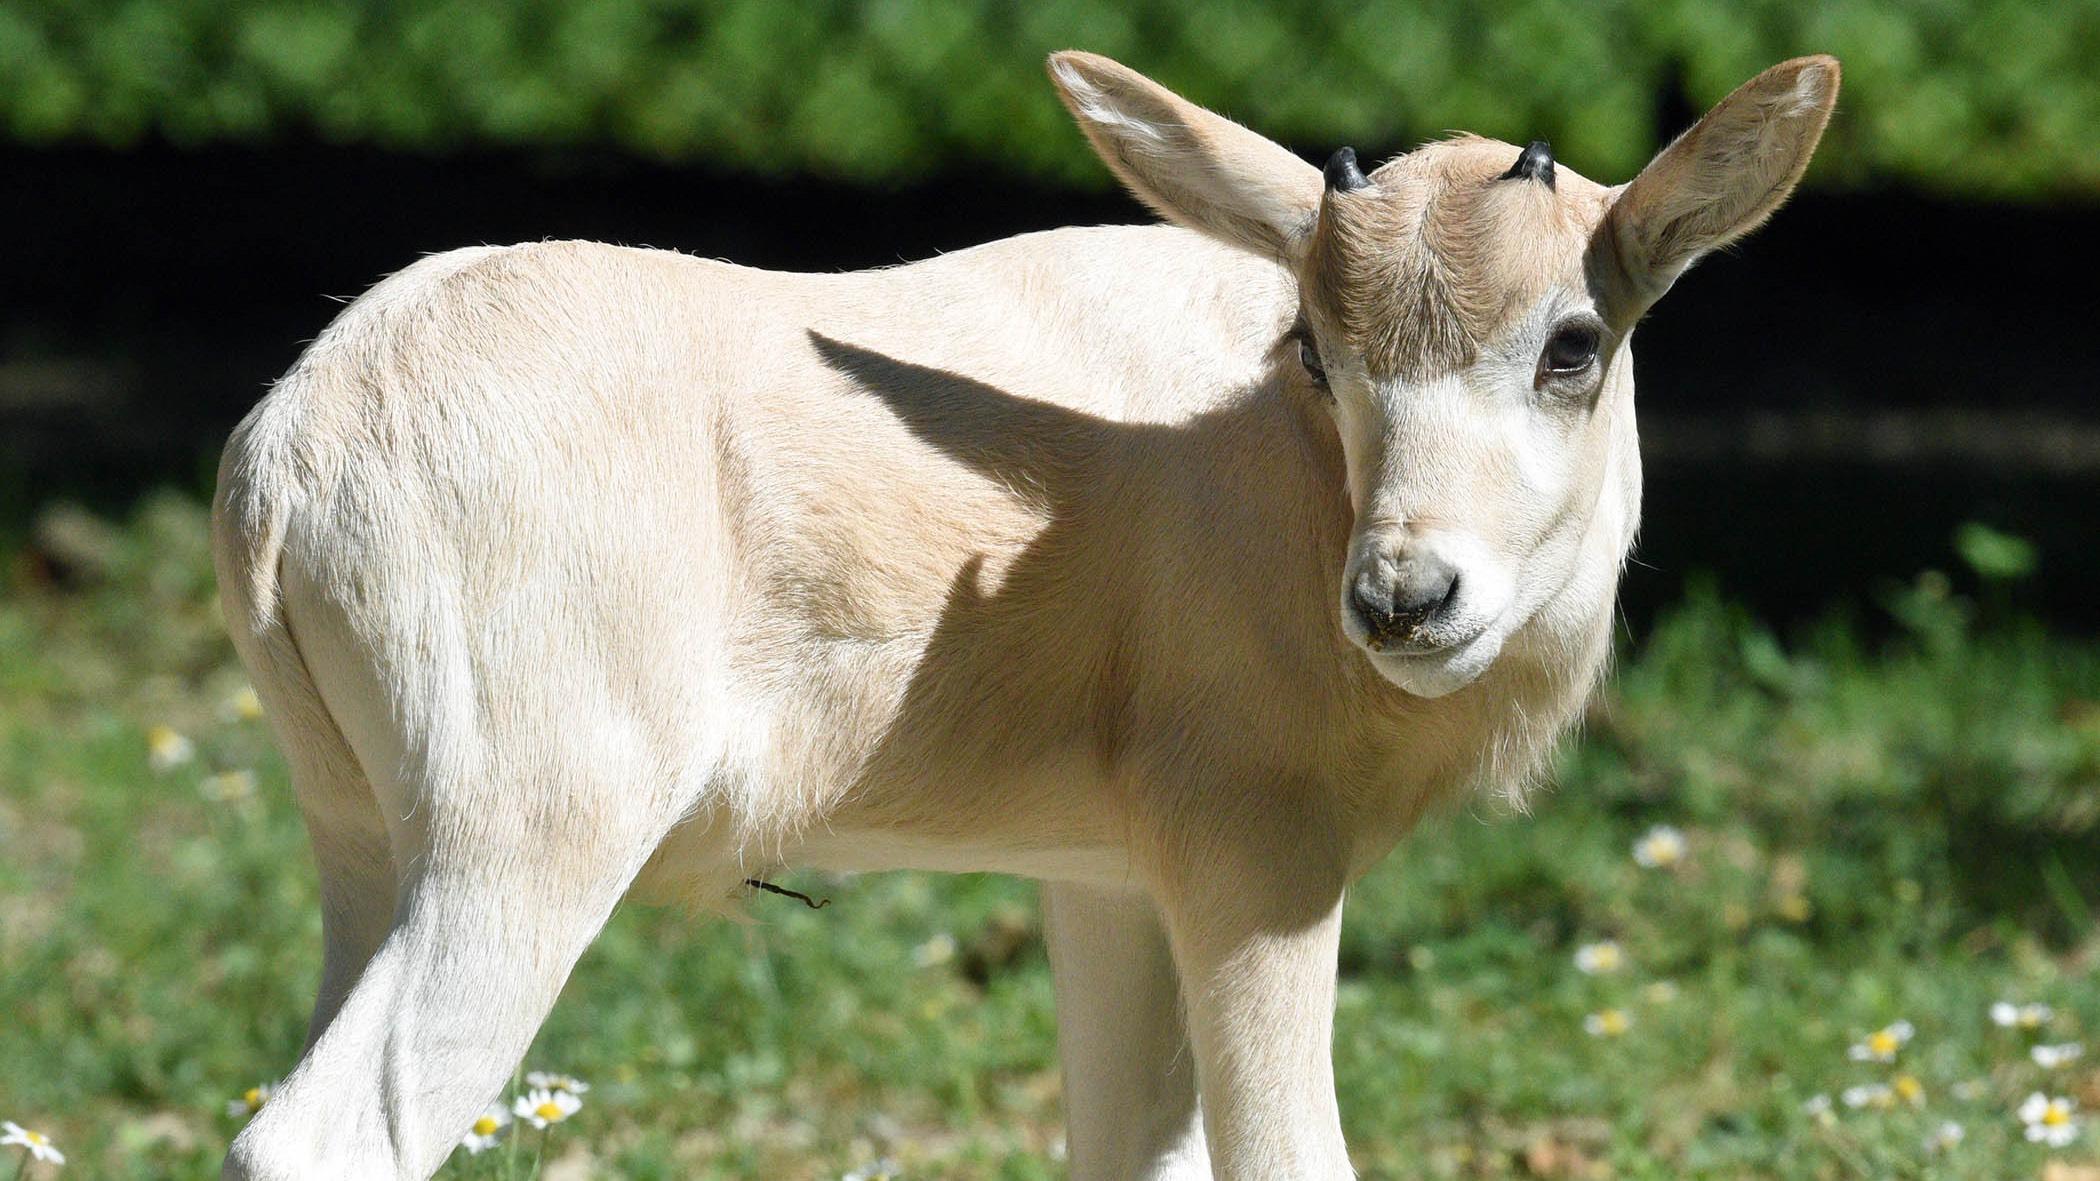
[1324, 146, 1371, 193]
[1500, 140, 1556, 188]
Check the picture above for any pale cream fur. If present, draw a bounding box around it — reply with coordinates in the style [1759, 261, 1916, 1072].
[214, 52, 1838, 1180]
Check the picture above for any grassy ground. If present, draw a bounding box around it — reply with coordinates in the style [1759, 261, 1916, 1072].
[3, 494, 2098, 1179]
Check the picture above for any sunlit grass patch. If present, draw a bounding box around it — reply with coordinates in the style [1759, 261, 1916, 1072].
[4, 496, 2099, 1178]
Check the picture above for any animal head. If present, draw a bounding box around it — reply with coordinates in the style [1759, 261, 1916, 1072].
[1050, 51, 1838, 697]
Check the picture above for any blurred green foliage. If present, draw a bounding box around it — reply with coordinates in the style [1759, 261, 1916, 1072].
[2, 0, 2098, 197]
[1955, 521, 2040, 583]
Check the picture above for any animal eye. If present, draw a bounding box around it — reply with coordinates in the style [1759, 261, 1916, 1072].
[1298, 334, 1328, 388]
[1541, 322, 1601, 375]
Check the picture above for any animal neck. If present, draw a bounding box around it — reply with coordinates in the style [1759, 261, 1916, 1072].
[1270, 397, 1623, 874]
[1328, 591, 1614, 876]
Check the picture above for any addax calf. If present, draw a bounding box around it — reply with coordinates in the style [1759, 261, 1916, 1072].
[214, 51, 1837, 1179]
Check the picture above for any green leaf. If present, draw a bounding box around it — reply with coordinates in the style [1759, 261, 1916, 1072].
[1953, 521, 2038, 582]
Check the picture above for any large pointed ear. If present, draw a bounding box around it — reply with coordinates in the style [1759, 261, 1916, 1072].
[1049, 51, 1323, 263]
[1604, 55, 1840, 319]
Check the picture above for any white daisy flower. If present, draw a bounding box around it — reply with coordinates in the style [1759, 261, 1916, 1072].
[512, 1087, 582, 1129]
[1923, 1121, 1964, 1152]
[1842, 1083, 1894, 1110]
[843, 1159, 901, 1181]
[522, 1071, 590, 1096]
[1801, 1094, 1835, 1126]
[1, 1121, 64, 1164]
[1632, 825, 1687, 869]
[1848, 1020, 1915, 1063]
[912, 933, 957, 968]
[2020, 1092, 2079, 1147]
[226, 1081, 275, 1119]
[460, 1102, 510, 1153]
[1573, 940, 1624, 975]
[200, 769, 258, 803]
[146, 725, 195, 772]
[2033, 1042, 2084, 1069]
[221, 684, 265, 722]
[1992, 1001, 2053, 1029]
[1583, 1009, 1631, 1038]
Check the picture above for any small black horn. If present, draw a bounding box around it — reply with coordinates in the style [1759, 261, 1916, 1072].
[1324, 146, 1370, 193]
[1500, 140, 1555, 188]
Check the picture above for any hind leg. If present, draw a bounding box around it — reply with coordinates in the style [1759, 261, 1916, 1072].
[232, 621, 399, 1049]
[291, 744, 398, 1049]
[223, 736, 672, 1180]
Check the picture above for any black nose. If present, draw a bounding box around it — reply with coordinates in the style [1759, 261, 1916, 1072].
[1351, 553, 1461, 644]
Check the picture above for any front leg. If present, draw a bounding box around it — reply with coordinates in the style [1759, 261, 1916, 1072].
[1159, 854, 1352, 1179]
[1042, 881, 1211, 1180]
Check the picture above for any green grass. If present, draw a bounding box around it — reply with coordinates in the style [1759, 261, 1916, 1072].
[4, 493, 2098, 1178]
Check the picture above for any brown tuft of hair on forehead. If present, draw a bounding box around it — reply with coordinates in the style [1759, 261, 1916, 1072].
[1302, 138, 1603, 380]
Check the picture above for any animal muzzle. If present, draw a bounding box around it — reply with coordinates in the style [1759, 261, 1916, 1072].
[1348, 547, 1464, 650]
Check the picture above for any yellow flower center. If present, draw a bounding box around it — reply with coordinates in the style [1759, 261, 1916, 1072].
[535, 1102, 564, 1122]
[2044, 1104, 2070, 1127]
[472, 1116, 499, 1135]
[1869, 1031, 1899, 1056]
[1893, 1075, 1922, 1102]
[1596, 1010, 1629, 1036]
[244, 1087, 264, 1108]
[24, 1131, 46, 1146]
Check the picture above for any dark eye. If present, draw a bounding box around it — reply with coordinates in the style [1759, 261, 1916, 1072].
[1540, 321, 1601, 376]
[1298, 333, 1328, 389]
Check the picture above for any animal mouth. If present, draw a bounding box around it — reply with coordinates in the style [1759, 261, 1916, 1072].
[1363, 627, 1509, 698]
[1360, 619, 1482, 656]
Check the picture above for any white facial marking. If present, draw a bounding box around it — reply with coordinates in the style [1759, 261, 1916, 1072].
[1325, 294, 1611, 696]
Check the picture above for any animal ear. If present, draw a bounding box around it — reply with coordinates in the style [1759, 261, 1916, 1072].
[1603, 55, 1840, 318]
[1048, 51, 1323, 263]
